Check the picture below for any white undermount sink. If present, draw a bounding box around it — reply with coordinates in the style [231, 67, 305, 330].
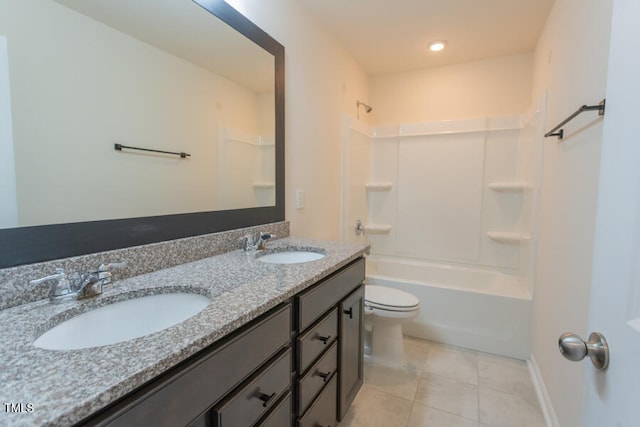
[33, 293, 210, 351]
[257, 250, 326, 264]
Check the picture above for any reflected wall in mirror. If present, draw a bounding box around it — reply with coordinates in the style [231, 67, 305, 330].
[0, 0, 275, 229]
[0, 0, 285, 267]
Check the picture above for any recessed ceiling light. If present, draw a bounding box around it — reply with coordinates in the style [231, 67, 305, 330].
[429, 41, 447, 52]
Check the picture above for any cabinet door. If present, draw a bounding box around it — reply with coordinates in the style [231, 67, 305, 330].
[338, 285, 364, 421]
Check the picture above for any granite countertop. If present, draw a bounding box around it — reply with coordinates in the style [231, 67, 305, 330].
[0, 238, 369, 427]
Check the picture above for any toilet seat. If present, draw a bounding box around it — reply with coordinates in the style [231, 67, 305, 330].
[365, 285, 420, 312]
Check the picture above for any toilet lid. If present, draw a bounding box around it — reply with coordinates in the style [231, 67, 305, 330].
[365, 285, 420, 311]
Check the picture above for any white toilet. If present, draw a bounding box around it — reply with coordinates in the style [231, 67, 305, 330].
[364, 285, 420, 367]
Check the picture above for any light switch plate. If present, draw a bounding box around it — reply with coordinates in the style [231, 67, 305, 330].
[296, 190, 305, 209]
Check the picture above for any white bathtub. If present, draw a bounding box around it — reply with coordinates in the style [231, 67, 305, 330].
[366, 255, 532, 359]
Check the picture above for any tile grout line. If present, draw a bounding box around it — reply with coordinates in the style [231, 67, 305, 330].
[414, 401, 482, 424]
[359, 337, 544, 426]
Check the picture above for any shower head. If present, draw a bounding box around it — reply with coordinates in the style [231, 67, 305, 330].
[357, 100, 373, 113]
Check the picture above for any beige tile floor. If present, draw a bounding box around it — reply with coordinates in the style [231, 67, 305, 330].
[339, 337, 546, 427]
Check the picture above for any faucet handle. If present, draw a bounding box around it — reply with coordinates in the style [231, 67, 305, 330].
[97, 262, 126, 272]
[241, 234, 256, 251]
[257, 232, 276, 250]
[30, 268, 76, 301]
[241, 233, 275, 251]
[29, 268, 67, 286]
[95, 262, 126, 288]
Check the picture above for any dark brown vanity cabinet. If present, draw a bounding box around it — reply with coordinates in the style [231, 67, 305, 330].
[81, 257, 365, 427]
[84, 304, 293, 427]
[294, 258, 365, 425]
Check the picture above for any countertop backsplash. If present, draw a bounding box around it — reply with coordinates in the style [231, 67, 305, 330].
[0, 221, 289, 310]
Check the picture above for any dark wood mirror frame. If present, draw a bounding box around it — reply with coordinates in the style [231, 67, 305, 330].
[0, 0, 284, 268]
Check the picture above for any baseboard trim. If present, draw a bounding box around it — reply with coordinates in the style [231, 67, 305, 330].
[528, 354, 560, 427]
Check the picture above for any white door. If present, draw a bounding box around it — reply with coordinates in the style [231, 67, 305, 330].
[582, 0, 640, 424]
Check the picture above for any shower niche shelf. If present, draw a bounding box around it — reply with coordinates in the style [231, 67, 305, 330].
[364, 224, 392, 235]
[487, 231, 531, 244]
[365, 183, 393, 192]
[488, 182, 529, 193]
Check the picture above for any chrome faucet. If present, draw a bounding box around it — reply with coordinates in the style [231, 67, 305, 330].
[75, 262, 125, 299]
[29, 268, 75, 303]
[30, 262, 126, 303]
[241, 232, 276, 251]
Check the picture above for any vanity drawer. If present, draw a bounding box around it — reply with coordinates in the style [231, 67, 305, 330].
[93, 304, 291, 427]
[298, 341, 337, 416]
[257, 391, 292, 427]
[212, 348, 292, 427]
[297, 258, 365, 331]
[297, 375, 337, 427]
[297, 308, 338, 373]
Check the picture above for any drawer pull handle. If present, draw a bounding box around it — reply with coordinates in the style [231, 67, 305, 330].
[343, 307, 353, 319]
[316, 370, 332, 382]
[257, 392, 277, 407]
[317, 335, 331, 345]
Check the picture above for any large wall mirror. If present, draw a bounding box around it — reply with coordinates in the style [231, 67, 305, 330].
[0, 0, 285, 267]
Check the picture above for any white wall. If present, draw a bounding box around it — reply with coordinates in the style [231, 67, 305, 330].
[0, 36, 17, 227]
[370, 53, 533, 125]
[224, 0, 371, 240]
[529, 1, 613, 426]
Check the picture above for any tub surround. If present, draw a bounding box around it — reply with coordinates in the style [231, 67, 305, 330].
[0, 236, 369, 426]
[0, 221, 289, 310]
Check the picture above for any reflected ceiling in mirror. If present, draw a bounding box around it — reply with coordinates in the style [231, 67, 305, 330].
[0, 0, 275, 230]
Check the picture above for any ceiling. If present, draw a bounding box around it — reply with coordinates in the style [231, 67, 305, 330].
[54, 0, 274, 93]
[297, 0, 555, 76]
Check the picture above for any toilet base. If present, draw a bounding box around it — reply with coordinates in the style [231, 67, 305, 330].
[367, 315, 408, 368]
[363, 328, 372, 356]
